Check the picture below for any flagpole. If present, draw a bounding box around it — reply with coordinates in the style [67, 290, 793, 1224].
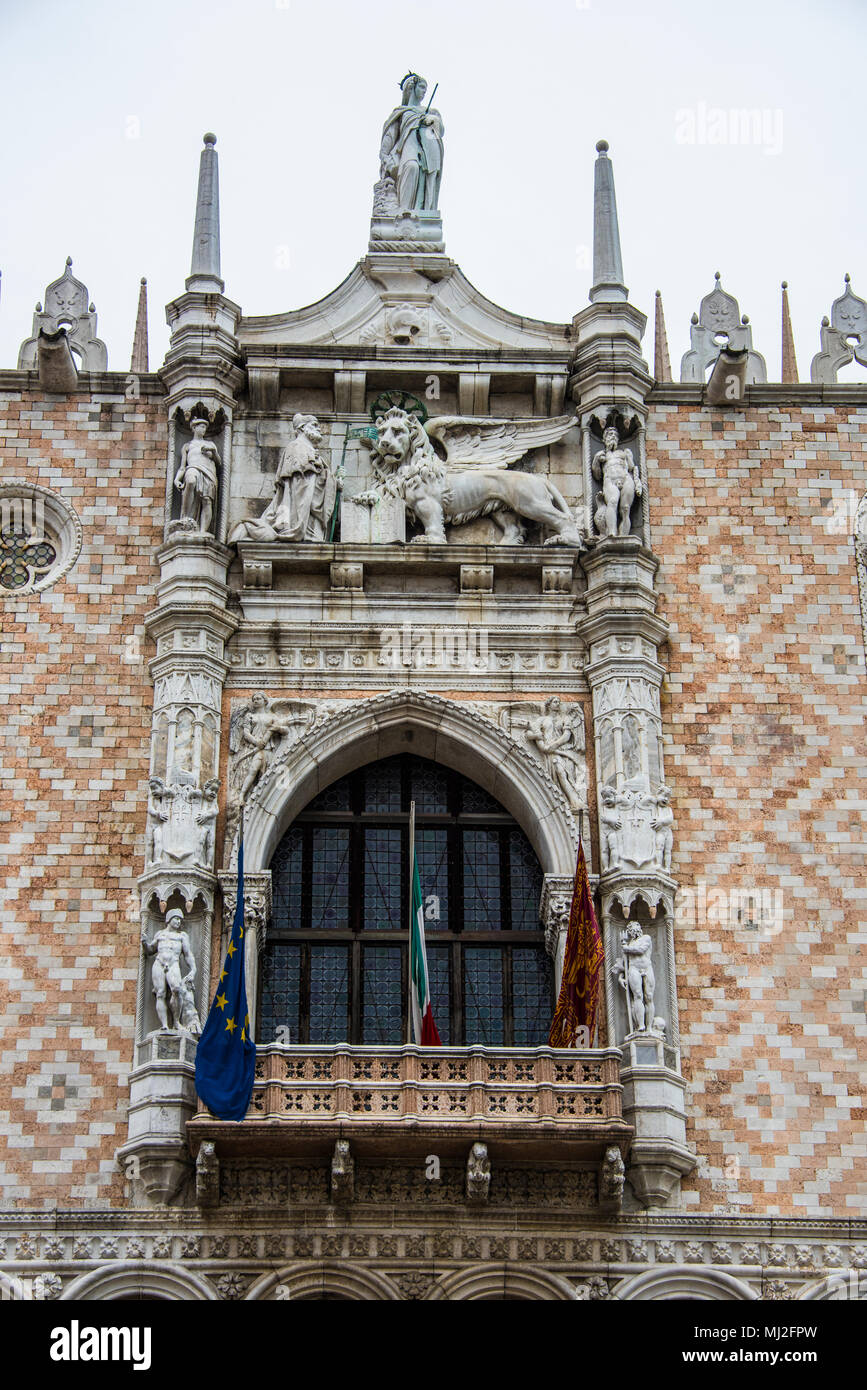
[406, 799, 415, 1045]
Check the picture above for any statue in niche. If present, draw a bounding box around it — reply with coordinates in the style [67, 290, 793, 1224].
[174, 415, 221, 535]
[612, 922, 656, 1034]
[230, 414, 337, 544]
[504, 698, 587, 811]
[379, 72, 444, 215]
[141, 908, 201, 1034]
[358, 407, 583, 546]
[591, 426, 641, 538]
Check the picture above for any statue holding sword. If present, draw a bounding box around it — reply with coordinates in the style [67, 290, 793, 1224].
[378, 72, 444, 214]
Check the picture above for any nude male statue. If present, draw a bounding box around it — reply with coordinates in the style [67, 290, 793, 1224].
[141, 908, 201, 1033]
[591, 426, 641, 537]
[613, 922, 655, 1033]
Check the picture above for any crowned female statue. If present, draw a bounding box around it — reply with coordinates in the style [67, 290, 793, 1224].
[378, 72, 444, 214]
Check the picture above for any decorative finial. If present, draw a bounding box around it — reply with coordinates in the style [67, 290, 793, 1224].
[596, 139, 609, 154]
[691, 312, 699, 324]
[782, 280, 788, 289]
[65, 256, 72, 268]
[203, 132, 217, 146]
[845, 272, 851, 284]
[141, 276, 147, 286]
[742, 314, 749, 325]
[714, 271, 721, 282]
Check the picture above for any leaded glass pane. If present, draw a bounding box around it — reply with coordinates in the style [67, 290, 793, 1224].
[512, 948, 553, 1046]
[363, 756, 402, 812]
[508, 829, 542, 931]
[271, 825, 303, 927]
[311, 827, 349, 928]
[362, 945, 403, 1043]
[460, 780, 502, 815]
[306, 779, 351, 812]
[410, 759, 448, 813]
[363, 827, 403, 929]
[309, 945, 349, 1043]
[464, 947, 504, 1044]
[416, 827, 448, 931]
[426, 945, 451, 1044]
[259, 941, 301, 1045]
[462, 829, 502, 930]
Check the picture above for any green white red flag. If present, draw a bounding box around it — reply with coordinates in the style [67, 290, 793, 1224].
[409, 854, 441, 1046]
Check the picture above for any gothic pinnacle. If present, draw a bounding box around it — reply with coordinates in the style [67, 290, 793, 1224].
[130, 277, 149, 374]
[589, 139, 627, 304]
[654, 290, 673, 381]
[189, 132, 223, 288]
[781, 280, 799, 384]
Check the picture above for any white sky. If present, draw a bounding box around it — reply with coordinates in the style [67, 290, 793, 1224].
[1, 0, 864, 379]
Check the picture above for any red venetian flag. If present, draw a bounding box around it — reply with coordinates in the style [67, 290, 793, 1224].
[548, 840, 604, 1047]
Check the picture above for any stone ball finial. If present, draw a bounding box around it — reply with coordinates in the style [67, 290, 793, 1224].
[596, 139, 609, 154]
[203, 132, 217, 146]
[65, 256, 73, 268]
[714, 271, 721, 282]
[844, 272, 851, 284]
[691, 312, 699, 324]
[782, 280, 788, 289]
[742, 314, 749, 324]
[141, 276, 147, 286]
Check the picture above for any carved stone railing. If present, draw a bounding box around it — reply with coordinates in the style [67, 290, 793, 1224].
[188, 1045, 630, 1162]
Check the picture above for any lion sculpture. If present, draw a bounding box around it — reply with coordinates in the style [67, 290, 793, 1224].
[357, 407, 584, 546]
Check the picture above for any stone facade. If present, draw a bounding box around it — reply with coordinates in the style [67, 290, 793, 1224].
[0, 103, 864, 1301]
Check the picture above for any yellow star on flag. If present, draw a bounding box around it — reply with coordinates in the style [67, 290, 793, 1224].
[225, 1016, 237, 1034]
[216, 992, 228, 1012]
[227, 940, 237, 958]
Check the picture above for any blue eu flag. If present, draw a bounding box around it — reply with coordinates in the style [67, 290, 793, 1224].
[195, 840, 256, 1121]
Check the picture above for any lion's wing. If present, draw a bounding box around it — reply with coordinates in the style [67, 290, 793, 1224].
[426, 415, 577, 470]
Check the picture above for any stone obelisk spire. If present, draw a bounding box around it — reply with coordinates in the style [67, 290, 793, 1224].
[188, 132, 223, 291]
[781, 280, 799, 383]
[589, 139, 627, 304]
[654, 290, 673, 382]
[130, 277, 149, 374]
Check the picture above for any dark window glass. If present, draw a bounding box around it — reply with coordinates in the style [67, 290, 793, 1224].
[311, 828, 349, 929]
[363, 827, 403, 929]
[262, 756, 551, 1045]
[362, 946, 403, 1043]
[464, 948, 504, 1045]
[259, 941, 301, 1045]
[416, 827, 449, 931]
[462, 829, 502, 930]
[309, 945, 349, 1043]
[512, 948, 553, 1046]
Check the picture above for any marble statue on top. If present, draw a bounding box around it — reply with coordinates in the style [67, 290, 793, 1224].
[357, 406, 583, 546]
[141, 907, 201, 1034]
[174, 415, 221, 535]
[370, 74, 445, 250]
[230, 414, 337, 544]
[591, 425, 642, 538]
[380, 72, 444, 214]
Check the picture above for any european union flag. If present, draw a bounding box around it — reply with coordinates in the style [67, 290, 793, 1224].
[195, 840, 256, 1121]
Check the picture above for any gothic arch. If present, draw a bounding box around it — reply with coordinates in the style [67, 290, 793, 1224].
[244, 1261, 401, 1301]
[427, 1264, 579, 1301]
[612, 1266, 758, 1301]
[59, 1261, 218, 1301]
[242, 689, 579, 879]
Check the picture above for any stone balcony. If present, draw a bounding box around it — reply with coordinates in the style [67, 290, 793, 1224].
[187, 1044, 631, 1164]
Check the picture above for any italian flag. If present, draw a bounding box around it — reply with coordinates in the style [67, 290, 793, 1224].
[409, 855, 441, 1046]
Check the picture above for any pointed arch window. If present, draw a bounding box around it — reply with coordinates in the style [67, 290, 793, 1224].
[260, 755, 552, 1047]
